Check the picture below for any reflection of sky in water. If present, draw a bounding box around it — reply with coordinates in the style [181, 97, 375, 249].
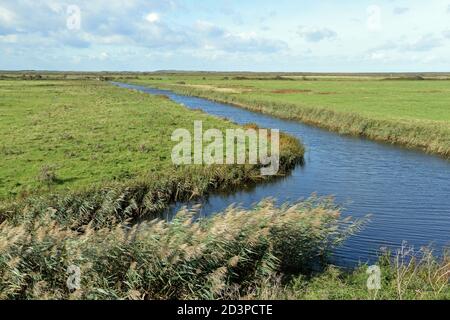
[114, 82, 450, 267]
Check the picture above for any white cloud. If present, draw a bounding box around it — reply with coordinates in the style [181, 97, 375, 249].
[0, 6, 15, 25]
[145, 12, 160, 23]
[363, 49, 441, 65]
[297, 26, 337, 42]
[87, 51, 109, 61]
[46, 2, 63, 14]
[422, 54, 437, 63]
[1, 1, 450, 71]
[369, 33, 445, 54]
[195, 21, 224, 37]
[369, 52, 386, 61]
[365, 51, 397, 63]
[402, 34, 442, 52]
[220, 31, 287, 53]
[0, 34, 17, 43]
[99, 52, 109, 60]
[193, 21, 287, 53]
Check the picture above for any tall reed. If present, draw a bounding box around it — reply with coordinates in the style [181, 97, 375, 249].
[0, 198, 361, 300]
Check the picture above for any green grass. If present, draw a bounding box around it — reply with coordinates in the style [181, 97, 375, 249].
[0, 79, 304, 226]
[126, 74, 450, 158]
[263, 247, 450, 300]
[0, 80, 302, 199]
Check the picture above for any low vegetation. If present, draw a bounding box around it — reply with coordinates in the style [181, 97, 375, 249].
[0, 162, 301, 229]
[0, 80, 303, 199]
[270, 250, 449, 300]
[126, 74, 450, 159]
[0, 79, 303, 227]
[1, 198, 447, 300]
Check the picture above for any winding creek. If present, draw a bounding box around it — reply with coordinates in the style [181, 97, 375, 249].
[113, 82, 450, 267]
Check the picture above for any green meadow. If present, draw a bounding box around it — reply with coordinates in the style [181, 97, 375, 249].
[0, 77, 305, 226]
[0, 80, 279, 199]
[128, 74, 450, 158]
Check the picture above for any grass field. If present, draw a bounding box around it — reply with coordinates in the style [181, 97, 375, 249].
[0, 80, 196, 197]
[0, 79, 304, 224]
[0, 80, 303, 199]
[126, 74, 450, 158]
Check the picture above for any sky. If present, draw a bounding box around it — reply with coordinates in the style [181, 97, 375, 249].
[1, 0, 450, 72]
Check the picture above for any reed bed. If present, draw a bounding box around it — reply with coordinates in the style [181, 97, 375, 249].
[1, 198, 447, 300]
[0, 198, 363, 300]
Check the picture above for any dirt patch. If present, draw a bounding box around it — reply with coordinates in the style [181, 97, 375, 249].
[271, 89, 312, 94]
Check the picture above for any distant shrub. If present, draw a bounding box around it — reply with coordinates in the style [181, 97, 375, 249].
[233, 76, 249, 80]
[20, 74, 42, 80]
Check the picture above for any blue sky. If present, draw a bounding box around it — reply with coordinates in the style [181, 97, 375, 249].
[1, 0, 450, 71]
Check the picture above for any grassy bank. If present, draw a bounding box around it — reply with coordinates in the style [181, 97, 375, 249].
[0, 160, 300, 229]
[1, 198, 447, 300]
[266, 245, 450, 300]
[1, 79, 251, 198]
[1, 79, 298, 199]
[0, 79, 303, 226]
[125, 75, 450, 159]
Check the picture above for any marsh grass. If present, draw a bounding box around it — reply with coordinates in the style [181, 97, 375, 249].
[0, 198, 364, 300]
[1, 198, 446, 300]
[267, 245, 449, 300]
[0, 152, 302, 229]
